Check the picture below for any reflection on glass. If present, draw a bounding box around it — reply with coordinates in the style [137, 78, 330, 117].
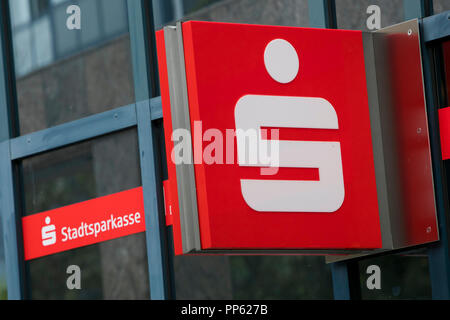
[434, 0, 450, 13]
[10, 0, 130, 77]
[32, 17, 54, 68]
[53, 3, 78, 56]
[174, 255, 333, 300]
[153, 0, 309, 30]
[101, 0, 128, 36]
[10, 0, 135, 135]
[358, 252, 431, 299]
[79, 0, 101, 45]
[13, 26, 33, 77]
[22, 129, 149, 299]
[9, 0, 31, 28]
[336, 0, 403, 31]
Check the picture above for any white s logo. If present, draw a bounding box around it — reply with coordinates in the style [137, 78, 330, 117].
[234, 38, 345, 213]
[235, 95, 345, 212]
[42, 216, 56, 246]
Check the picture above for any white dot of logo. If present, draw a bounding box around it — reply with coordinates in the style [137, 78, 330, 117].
[264, 39, 299, 84]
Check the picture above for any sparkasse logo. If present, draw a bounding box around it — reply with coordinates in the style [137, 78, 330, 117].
[41, 216, 56, 247]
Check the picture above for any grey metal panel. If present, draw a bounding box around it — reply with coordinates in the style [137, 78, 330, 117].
[362, 32, 394, 250]
[371, 27, 408, 248]
[373, 19, 438, 248]
[164, 23, 201, 253]
[422, 11, 450, 42]
[326, 19, 439, 264]
[10, 104, 137, 160]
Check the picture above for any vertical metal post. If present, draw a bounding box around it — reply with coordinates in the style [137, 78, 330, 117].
[414, 3, 450, 299]
[308, 0, 353, 300]
[330, 262, 351, 300]
[127, 0, 171, 300]
[0, 0, 23, 300]
[405, 0, 450, 301]
[423, 40, 450, 299]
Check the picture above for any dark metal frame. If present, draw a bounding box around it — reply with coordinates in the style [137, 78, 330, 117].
[0, 0, 449, 300]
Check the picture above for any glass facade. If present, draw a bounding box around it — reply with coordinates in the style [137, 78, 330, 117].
[9, 0, 134, 135]
[336, 0, 404, 31]
[358, 251, 432, 299]
[0, 0, 448, 301]
[22, 128, 149, 299]
[434, 0, 450, 13]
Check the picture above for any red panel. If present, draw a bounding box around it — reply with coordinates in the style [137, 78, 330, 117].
[439, 107, 450, 160]
[387, 31, 438, 245]
[22, 187, 145, 260]
[180, 21, 381, 250]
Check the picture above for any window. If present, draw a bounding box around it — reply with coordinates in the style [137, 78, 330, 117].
[336, 0, 404, 31]
[22, 129, 149, 299]
[10, 0, 135, 135]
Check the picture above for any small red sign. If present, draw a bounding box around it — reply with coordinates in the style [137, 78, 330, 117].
[22, 187, 145, 261]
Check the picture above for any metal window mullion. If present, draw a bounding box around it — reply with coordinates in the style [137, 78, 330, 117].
[307, 0, 354, 301]
[418, 13, 450, 299]
[308, 0, 337, 29]
[127, 0, 171, 300]
[404, 0, 450, 301]
[0, 0, 23, 300]
[0, 142, 22, 300]
[9, 103, 139, 160]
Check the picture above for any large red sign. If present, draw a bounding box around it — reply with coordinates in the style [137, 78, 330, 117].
[22, 187, 145, 260]
[157, 21, 383, 254]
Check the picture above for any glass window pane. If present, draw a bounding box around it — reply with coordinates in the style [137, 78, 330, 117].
[434, 1, 450, 13]
[32, 17, 54, 68]
[153, 0, 309, 30]
[10, 0, 31, 28]
[358, 252, 431, 299]
[10, 0, 134, 135]
[101, 0, 128, 36]
[79, 0, 101, 45]
[336, 0, 404, 31]
[53, 4, 78, 57]
[22, 129, 149, 299]
[12, 27, 33, 77]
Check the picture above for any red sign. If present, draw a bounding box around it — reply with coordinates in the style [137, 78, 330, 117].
[157, 21, 382, 254]
[22, 187, 145, 260]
